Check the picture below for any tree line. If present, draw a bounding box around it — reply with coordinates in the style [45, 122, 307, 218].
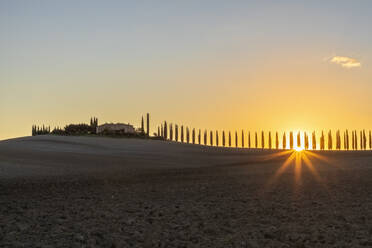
[32, 117, 99, 136]
[32, 114, 152, 138]
[156, 123, 372, 150]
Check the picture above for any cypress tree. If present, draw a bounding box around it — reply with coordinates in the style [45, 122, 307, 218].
[283, 132, 286, 149]
[229, 131, 232, 147]
[369, 130, 372, 150]
[261, 131, 265, 149]
[210, 130, 213, 146]
[363, 130, 366, 150]
[289, 132, 293, 149]
[161, 124, 163, 138]
[216, 131, 219, 147]
[297, 132, 301, 149]
[198, 129, 201, 145]
[181, 125, 184, 143]
[175, 125, 178, 141]
[355, 130, 358, 150]
[222, 131, 226, 147]
[204, 130, 207, 145]
[338, 130, 341, 150]
[344, 131, 346, 150]
[146, 113, 150, 137]
[352, 131, 355, 150]
[164, 121, 168, 140]
[275, 132, 279, 149]
[268, 131, 272, 149]
[345, 129, 349, 150]
[158, 126, 160, 137]
[248, 132, 251, 149]
[328, 130, 332, 150]
[241, 130, 244, 148]
[141, 116, 144, 133]
[235, 131, 238, 148]
[170, 124, 173, 141]
[312, 131, 316, 150]
[360, 130, 363, 150]
[186, 127, 190, 143]
[192, 128, 195, 144]
[255, 132, 258, 148]
[320, 131, 324, 150]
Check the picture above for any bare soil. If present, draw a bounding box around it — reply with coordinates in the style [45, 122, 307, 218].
[1, 135, 372, 247]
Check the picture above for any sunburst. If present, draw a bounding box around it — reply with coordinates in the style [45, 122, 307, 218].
[265, 149, 332, 194]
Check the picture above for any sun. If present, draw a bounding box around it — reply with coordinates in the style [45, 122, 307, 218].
[294, 147, 304, 152]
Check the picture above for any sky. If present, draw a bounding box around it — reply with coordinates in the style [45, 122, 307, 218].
[1, 0, 372, 141]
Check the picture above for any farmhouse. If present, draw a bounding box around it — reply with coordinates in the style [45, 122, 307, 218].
[96, 123, 135, 134]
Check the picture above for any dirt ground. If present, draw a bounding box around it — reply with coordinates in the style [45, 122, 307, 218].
[1, 135, 372, 247]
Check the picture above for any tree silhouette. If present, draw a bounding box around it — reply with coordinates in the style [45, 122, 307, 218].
[235, 131, 238, 148]
[241, 130, 244, 148]
[363, 130, 367, 150]
[204, 130, 207, 145]
[216, 130, 219, 147]
[275, 132, 279, 149]
[175, 124, 178, 141]
[164, 121, 168, 140]
[90, 117, 98, 134]
[161, 124, 163, 138]
[345, 130, 349, 150]
[268, 131, 272, 149]
[297, 132, 301, 149]
[192, 128, 195, 144]
[352, 131, 355, 150]
[355, 130, 358, 150]
[181, 125, 184, 143]
[360, 130, 363, 150]
[283, 132, 286, 149]
[146, 113, 150, 137]
[312, 131, 316, 150]
[186, 127, 190, 143]
[320, 131, 325, 150]
[158, 126, 160, 137]
[304, 133, 309, 150]
[255, 132, 258, 148]
[344, 131, 347, 150]
[261, 131, 265, 149]
[222, 131, 226, 147]
[289, 132, 293, 149]
[198, 129, 201, 145]
[64, 124, 91, 135]
[141, 116, 144, 133]
[229, 131, 232, 147]
[210, 130, 213, 146]
[248, 132, 251, 149]
[369, 130, 372, 150]
[328, 130, 332, 150]
[336, 130, 340, 150]
[169, 124, 173, 141]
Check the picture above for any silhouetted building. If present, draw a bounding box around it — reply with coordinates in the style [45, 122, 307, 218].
[96, 123, 135, 134]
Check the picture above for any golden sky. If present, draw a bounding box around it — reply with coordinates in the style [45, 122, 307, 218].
[1, 1, 371, 141]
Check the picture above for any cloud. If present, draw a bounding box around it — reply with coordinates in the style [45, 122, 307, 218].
[329, 56, 361, 68]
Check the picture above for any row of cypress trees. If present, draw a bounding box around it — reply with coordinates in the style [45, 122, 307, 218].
[32, 125, 51, 136]
[32, 117, 99, 136]
[156, 123, 372, 150]
[140, 113, 150, 137]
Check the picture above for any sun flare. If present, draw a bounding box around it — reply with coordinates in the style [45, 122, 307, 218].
[294, 147, 304, 152]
